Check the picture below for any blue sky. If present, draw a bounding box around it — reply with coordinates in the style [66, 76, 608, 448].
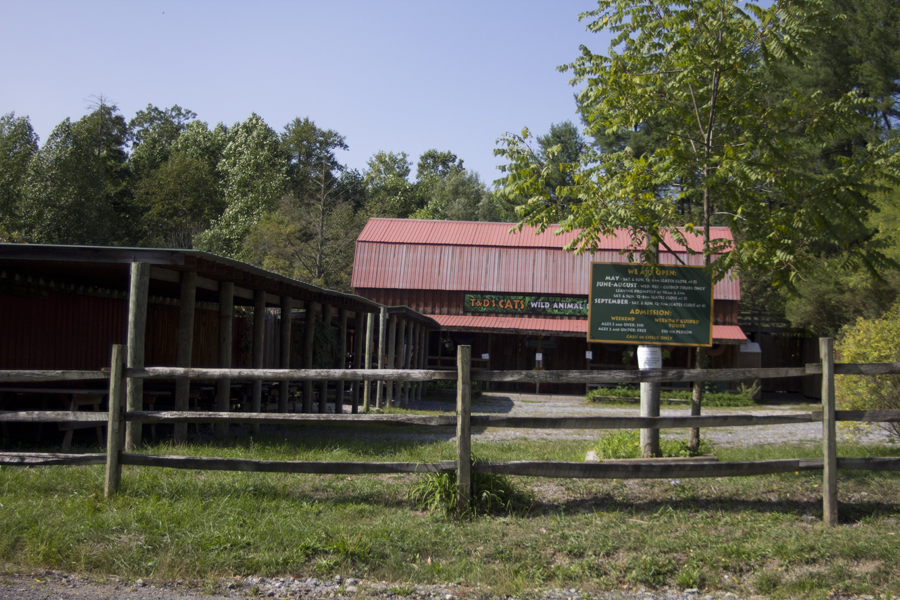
[0, 1, 612, 188]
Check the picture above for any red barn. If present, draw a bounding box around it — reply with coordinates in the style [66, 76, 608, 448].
[352, 218, 747, 393]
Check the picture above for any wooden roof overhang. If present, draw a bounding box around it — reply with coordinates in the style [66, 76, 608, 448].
[0, 244, 382, 315]
[385, 305, 440, 330]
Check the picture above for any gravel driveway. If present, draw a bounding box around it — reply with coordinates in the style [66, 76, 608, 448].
[387, 391, 893, 447]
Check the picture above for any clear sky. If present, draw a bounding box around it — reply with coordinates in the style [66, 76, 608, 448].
[0, 1, 613, 189]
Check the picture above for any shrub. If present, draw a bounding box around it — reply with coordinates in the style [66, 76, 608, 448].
[836, 304, 900, 440]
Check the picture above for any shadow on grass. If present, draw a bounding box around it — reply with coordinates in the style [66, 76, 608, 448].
[525, 494, 900, 523]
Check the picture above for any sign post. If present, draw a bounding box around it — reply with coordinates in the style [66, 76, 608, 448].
[589, 262, 714, 458]
[638, 345, 662, 457]
[588, 263, 713, 347]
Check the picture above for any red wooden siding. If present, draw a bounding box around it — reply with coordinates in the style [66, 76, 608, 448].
[0, 291, 249, 370]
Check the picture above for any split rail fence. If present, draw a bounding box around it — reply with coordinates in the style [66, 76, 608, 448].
[2, 339, 900, 525]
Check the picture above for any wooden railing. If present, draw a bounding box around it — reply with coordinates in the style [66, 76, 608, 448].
[2, 339, 900, 525]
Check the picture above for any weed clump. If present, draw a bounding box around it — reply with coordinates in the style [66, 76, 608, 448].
[409, 459, 532, 517]
[590, 429, 713, 459]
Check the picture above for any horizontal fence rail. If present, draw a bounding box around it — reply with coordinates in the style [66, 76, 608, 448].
[3, 341, 900, 525]
[6, 361, 900, 385]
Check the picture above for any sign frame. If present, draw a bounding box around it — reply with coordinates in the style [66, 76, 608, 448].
[587, 262, 714, 347]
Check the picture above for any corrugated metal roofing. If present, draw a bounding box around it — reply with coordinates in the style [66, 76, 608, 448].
[432, 314, 588, 336]
[432, 314, 746, 343]
[352, 219, 740, 300]
[712, 325, 748, 343]
[357, 218, 733, 252]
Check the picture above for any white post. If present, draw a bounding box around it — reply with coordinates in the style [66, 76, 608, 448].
[639, 345, 661, 457]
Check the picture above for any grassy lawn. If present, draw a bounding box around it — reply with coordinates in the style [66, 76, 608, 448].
[1, 426, 899, 599]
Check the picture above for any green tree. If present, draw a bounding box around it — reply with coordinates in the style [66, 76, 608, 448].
[497, 0, 894, 280]
[411, 169, 500, 222]
[0, 113, 39, 238]
[128, 104, 198, 177]
[494, 0, 898, 450]
[416, 149, 464, 180]
[196, 113, 287, 258]
[243, 118, 361, 290]
[18, 118, 118, 244]
[783, 185, 900, 336]
[363, 150, 422, 217]
[170, 120, 229, 173]
[133, 153, 224, 248]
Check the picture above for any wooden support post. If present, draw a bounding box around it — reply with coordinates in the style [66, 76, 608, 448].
[376, 307, 387, 409]
[337, 309, 348, 415]
[456, 345, 472, 514]
[364, 312, 375, 412]
[403, 322, 416, 406]
[125, 262, 149, 450]
[319, 303, 332, 413]
[279, 295, 292, 413]
[394, 318, 407, 405]
[416, 327, 427, 401]
[215, 282, 234, 438]
[821, 337, 838, 526]
[104, 344, 126, 497]
[352, 312, 364, 414]
[385, 316, 397, 408]
[173, 271, 196, 444]
[303, 302, 318, 413]
[639, 346, 661, 458]
[251, 290, 266, 433]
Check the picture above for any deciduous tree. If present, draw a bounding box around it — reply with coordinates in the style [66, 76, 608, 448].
[0, 113, 39, 238]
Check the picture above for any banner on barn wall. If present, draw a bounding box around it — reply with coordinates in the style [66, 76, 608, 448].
[588, 262, 713, 347]
[463, 294, 588, 316]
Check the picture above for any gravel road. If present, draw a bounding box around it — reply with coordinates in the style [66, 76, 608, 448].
[370, 391, 893, 447]
[1, 393, 892, 600]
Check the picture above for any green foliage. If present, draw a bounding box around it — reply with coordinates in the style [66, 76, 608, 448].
[410, 169, 498, 222]
[416, 149, 464, 180]
[586, 386, 756, 408]
[494, 0, 899, 286]
[18, 109, 126, 246]
[784, 186, 900, 336]
[591, 429, 714, 458]
[128, 104, 198, 177]
[409, 458, 531, 517]
[133, 153, 224, 249]
[197, 114, 288, 258]
[835, 303, 900, 440]
[242, 118, 361, 291]
[0, 112, 38, 239]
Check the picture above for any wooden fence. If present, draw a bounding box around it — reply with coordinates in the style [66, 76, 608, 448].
[2, 339, 900, 525]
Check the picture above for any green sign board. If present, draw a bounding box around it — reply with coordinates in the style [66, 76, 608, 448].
[588, 263, 713, 347]
[463, 294, 588, 317]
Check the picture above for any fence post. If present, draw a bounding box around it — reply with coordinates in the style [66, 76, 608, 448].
[363, 312, 374, 412]
[821, 337, 838, 525]
[105, 344, 126, 497]
[456, 345, 472, 514]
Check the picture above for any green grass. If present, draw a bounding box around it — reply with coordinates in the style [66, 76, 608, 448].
[590, 429, 714, 458]
[586, 385, 757, 407]
[1, 429, 899, 599]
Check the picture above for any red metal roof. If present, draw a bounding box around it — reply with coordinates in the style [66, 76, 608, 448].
[432, 314, 747, 344]
[432, 315, 588, 336]
[352, 219, 740, 300]
[711, 325, 748, 343]
[357, 218, 732, 252]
